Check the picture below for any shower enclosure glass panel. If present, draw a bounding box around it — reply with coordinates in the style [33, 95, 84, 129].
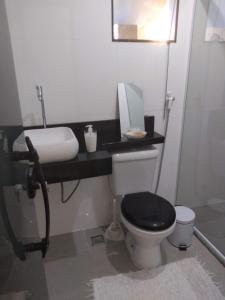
[0, 0, 49, 298]
[177, 0, 225, 257]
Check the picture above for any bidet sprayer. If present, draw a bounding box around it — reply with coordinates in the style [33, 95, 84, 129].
[166, 92, 175, 110]
[164, 91, 175, 120]
[36, 85, 43, 100]
[36, 85, 47, 128]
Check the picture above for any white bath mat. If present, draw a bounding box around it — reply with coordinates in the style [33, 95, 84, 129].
[92, 258, 224, 300]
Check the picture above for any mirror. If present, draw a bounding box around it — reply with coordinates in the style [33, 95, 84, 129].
[118, 83, 145, 137]
[112, 0, 179, 42]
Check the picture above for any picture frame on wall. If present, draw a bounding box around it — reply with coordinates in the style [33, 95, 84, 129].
[205, 0, 225, 42]
[112, 0, 179, 43]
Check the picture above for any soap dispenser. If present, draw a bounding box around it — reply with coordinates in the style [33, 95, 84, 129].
[84, 125, 97, 153]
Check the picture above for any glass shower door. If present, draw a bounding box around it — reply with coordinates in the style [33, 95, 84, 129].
[0, 0, 49, 298]
[177, 0, 225, 259]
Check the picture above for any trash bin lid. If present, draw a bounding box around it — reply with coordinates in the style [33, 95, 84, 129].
[175, 206, 195, 224]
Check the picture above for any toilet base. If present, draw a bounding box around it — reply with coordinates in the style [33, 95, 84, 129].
[125, 232, 162, 269]
[122, 214, 176, 270]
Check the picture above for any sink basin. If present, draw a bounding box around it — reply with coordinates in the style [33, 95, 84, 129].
[13, 127, 79, 163]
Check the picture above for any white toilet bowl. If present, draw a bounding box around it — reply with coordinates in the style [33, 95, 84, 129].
[120, 192, 176, 269]
[122, 213, 176, 269]
[111, 149, 176, 269]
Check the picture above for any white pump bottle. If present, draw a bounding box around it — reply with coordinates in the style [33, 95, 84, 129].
[84, 125, 97, 152]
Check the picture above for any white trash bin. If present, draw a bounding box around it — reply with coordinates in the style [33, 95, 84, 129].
[168, 206, 195, 250]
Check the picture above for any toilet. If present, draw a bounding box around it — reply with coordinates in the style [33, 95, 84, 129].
[111, 147, 176, 269]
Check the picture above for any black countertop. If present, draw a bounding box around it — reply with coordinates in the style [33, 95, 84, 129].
[101, 132, 164, 151]
[41, 151, 112, 184]
[28, 116, 164, 183]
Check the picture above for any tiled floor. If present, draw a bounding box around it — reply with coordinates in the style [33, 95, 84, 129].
[44, 227, 225, 300]
[194, 203, 225, 256]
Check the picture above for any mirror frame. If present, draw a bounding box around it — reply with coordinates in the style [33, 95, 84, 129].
[111, 0, 180, 43]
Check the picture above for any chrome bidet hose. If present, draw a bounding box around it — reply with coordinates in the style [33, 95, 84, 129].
[154, 93, 174, 194]
[154, 0, 177, 194]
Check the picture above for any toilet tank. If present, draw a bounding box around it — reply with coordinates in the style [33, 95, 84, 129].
[111, 147, 159, 195]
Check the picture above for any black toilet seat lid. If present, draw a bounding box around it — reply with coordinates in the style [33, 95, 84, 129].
[121, 192, 176, 231]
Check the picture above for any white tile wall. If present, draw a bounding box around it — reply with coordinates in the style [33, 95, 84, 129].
[5, 0, 196, 236]
[157, 0, 196, 203]
[36, 177, 112, 237]
[6, 0, 170, 127]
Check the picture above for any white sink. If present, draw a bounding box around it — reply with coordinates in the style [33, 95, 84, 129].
[13, 127, 79, 164]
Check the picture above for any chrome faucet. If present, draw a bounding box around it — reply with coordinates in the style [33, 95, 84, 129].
[36, 85, 47, 128]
